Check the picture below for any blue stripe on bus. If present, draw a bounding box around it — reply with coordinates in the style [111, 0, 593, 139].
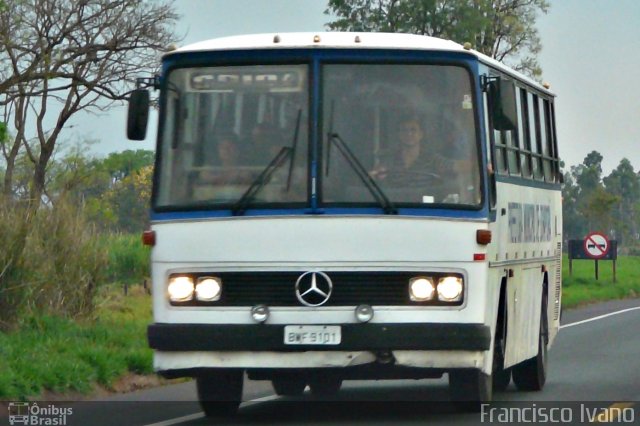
[150, 207, 488, 221]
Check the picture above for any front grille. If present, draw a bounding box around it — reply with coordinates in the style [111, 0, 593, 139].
[174, 272, 463, 307]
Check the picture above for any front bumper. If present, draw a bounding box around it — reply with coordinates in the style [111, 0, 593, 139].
[148, 323, 491, 352]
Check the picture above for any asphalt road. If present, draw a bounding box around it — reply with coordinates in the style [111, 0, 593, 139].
[8, 298, 640, 426]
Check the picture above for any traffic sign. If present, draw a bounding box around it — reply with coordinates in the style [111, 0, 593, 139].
[583, 232, 610, 259]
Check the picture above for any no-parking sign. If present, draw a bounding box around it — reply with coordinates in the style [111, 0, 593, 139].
[582, 232, 610, 259]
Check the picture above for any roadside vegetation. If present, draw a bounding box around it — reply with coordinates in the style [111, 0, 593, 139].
[562, 255, 640, 309]
[0, 285, 153, 399]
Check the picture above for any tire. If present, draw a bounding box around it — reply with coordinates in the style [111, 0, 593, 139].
[272, 376, 306, 396]
[492, 339, 512, 392]
[449, 369, 492, 412]
[309, 376, 342, 396]
[512, 296, 548, 391]
[492, 285, 511, 392]
[196, 369, 244, 418]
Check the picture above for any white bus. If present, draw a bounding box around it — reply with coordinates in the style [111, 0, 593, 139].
[128, 32, 562, 415]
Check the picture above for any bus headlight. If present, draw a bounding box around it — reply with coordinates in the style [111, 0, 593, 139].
[195, 277, 222, 301]
[409, 277, 435, 301]
[437, 277, 463, 302]
[168, 276, 194, 302]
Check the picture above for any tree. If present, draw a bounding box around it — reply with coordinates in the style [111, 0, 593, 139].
[0, 0, 177, 205]
[561, 161, 585, 240]
[325, 0, 549, 77]
[603, 158, 640, 247]
[582, 187, 619, 235]
[46, 147, 155, 231]
[0, 1, 176, 324]
[102, 149, 155, 183]
[573, 150, 603, 200]
[102, 164, 153, 232]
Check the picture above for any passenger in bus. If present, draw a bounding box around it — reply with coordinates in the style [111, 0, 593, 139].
[200, 133, 252, 186]
[247, 122, 282, 165]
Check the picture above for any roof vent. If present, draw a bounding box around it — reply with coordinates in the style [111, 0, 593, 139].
[543, 82, 551, 89]
[273, 35, 281, 44]
[463, 42, 472, 50]
[313, 35, 321, 43]
[354, 35, 361, 43]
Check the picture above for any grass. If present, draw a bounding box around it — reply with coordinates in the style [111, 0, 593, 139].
[0, 286, 153, 400]
[561, 255, 640, 309]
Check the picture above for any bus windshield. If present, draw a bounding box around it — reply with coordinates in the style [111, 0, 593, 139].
[156, 64, 309, 209]
[155, 61, 481, 211]
[322, 64, 481, 207]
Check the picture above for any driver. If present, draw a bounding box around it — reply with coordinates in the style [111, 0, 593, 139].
[370, 115, 449, 189]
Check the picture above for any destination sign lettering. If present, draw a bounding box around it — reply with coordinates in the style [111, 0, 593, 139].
[189, 67, 303, 92]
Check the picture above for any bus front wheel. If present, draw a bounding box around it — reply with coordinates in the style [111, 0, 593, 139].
[196, 369, 244, 417]
[512, 299, 548, 391]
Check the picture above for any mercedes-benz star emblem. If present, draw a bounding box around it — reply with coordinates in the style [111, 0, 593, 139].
[295, 271, 333, 307]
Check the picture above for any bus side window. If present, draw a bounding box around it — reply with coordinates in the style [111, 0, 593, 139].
[488, 77, 519, 176]
[519, 88, 534, 179]
[501, 80, 520, 175]
[516, 88, 531, 178]
[528, 93, 544, 180]
[493, 131, 507, 174]
[541, 99, 555, 182]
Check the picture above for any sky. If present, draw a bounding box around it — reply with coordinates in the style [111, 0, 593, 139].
[63, 0, 639, 175]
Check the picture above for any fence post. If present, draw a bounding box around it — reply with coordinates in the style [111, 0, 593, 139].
[569, 258, 573, 276]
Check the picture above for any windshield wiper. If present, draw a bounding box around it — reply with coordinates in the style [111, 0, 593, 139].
[232, 110, 302, 216]
[232, 147, 292, 216]
[327, 132, 397, 215]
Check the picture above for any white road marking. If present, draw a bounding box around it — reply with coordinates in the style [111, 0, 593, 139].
[243, 394, 281, 404]
[143, 394, 281, 426]
[143, 412, 204, 426]
[560, 306, 640, 329]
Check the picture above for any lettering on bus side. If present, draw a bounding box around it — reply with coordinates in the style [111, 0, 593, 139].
[508, 203, 551, 243]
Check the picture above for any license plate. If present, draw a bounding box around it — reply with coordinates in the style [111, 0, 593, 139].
[284, 325, 341, 345]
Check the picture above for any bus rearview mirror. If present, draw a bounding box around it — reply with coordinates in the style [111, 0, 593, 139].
[127, 89, 150, 140]
[489, 79, 517, 132]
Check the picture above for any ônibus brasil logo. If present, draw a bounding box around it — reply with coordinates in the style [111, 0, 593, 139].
[8, 402, 73, 426]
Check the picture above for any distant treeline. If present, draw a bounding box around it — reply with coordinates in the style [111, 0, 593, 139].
[562, 151, 640, 254]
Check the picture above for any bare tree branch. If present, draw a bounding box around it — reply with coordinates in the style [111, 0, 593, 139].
[0, 0, 178, 205]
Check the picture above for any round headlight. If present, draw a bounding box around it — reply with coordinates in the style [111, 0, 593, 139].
[168, 276, 194, 302]
[195, 277, 222, 301]
[437, 277, 463, 302]
[409, 277, 435, 301]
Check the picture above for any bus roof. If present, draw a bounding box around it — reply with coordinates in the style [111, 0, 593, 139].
[168, 32, 554, 96]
